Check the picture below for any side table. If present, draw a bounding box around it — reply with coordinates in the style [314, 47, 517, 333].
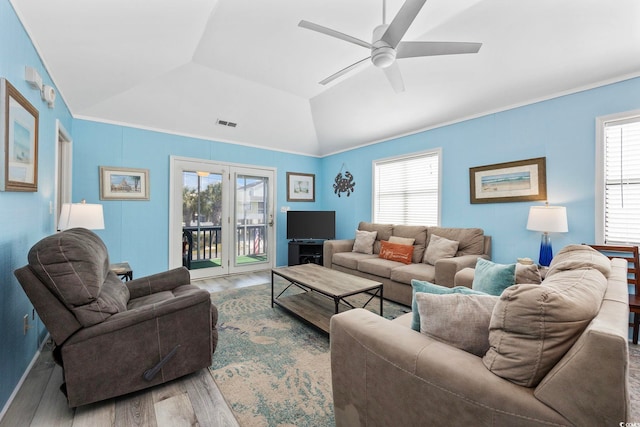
[110, 262, 133, 281]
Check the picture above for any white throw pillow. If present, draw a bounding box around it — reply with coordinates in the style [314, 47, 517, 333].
[352, 230, 377, 254]
[423, 234, 459, 265]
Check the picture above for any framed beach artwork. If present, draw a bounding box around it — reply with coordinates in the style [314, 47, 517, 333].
[100, 166, 150, 200]
[286, 172, 315, 202]
[469, 157, 547, 204]
[0, 79, 39, 192]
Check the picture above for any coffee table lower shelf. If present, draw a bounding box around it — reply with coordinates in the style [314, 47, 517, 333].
[274, 291, 350, 334]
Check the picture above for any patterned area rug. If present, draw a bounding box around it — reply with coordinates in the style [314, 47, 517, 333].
[209, 283, 409, 427]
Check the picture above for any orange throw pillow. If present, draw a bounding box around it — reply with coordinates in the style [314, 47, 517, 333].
[379, 240, 414, 265]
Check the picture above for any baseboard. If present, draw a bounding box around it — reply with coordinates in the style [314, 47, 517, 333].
[0, 333, 51, 422]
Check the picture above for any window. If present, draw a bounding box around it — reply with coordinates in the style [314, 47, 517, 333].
[373, 149, 441, 226]
[596, 111, 640, 245]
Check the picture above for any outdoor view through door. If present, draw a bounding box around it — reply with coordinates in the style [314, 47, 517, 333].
[180, 168, 272, 275]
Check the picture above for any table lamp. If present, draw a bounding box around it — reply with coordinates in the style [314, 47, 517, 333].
[526, 203, 568, 266]
[58, 200, 105, 230]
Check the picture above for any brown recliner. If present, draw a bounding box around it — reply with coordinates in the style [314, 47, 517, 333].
[14, 228, 218, 407]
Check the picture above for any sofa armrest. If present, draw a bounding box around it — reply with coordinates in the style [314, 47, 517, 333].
[67, 286, 211, 342]
[330, 309, 569, 427]
[434, 254, 489, 287]
[126, 267, 191, 299]
[323, 239, 355, 268]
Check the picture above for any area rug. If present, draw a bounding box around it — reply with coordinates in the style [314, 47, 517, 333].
[209, 283, 409, 427]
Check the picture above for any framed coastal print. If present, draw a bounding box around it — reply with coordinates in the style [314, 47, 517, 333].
[100, 166, 150, 200]
[0, 79, 39, 192]
[287, 172, 315, 202]
[470, 157, 547, 204]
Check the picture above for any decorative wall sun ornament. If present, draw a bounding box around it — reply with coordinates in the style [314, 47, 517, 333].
[334, 164, 356, 197]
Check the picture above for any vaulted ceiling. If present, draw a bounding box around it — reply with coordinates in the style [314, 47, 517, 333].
[10, 0, 640, 156]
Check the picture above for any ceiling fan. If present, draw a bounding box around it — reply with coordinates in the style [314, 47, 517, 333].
[299, 0, 482, 93]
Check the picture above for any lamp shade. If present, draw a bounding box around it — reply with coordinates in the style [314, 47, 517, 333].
[58, 201, 105, 230]
[526, 206, 568, 233]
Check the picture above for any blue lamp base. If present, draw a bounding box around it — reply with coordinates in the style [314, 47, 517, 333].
[538, 233, 553, 267]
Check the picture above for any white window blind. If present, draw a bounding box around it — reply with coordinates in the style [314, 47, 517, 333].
[373, 150, 440, 226]
[603, 117, 640, 245]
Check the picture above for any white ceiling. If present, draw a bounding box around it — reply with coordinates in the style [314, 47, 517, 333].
[10, 0, 640, 157]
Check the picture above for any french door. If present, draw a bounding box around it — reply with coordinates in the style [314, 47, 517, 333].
[169, 157, 275, 279]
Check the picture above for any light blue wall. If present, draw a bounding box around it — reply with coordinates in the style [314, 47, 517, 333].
[0, 0, 74, 411]
[72, 120, 322, 277]
[322, 77, 640, 263]
[3, 0, 640, 413]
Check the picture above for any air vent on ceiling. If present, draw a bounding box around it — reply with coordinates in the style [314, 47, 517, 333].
[217, 119, 237, 128]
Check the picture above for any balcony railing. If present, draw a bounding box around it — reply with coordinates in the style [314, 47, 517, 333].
[182, 224, 266, 264]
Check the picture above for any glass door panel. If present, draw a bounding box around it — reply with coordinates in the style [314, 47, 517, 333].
[230, 168, 274, 274]
[182, 171, 224, 272]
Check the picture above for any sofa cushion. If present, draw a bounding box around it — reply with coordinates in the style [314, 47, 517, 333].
[410, 279, 487, 331]
[392, 225, 427, 263]
[483, 267, 608, 387]
[357, 257, 403, 279]
[379, 240, 414, 264]
[358, 222, 393, 254]
[332, 252, 378, 270]
[516, 263, 543, 284]
[416, 292, 499, 356]
[390, 263, 435, 285]
[423, 234, 459, 265]
[353, 229, 377, 254]
[389, 236, 415, 246]
[546, 244, 611, 278]
[428, 227, 485, 256]
[472, 258, 516, 296]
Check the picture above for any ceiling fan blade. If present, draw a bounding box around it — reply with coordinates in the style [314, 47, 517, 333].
[381, 0, 427, 48]
[299, 20, 372, 49]
[383, 62, 405, 93]
[320, 57, 371, 85]
[396, 41, 482, 58]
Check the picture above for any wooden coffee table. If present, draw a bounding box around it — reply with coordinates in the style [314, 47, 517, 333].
[271, 263, 383, 333]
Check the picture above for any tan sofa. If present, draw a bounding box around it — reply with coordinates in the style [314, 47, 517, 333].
[323, 222, 491, 305]
[330, 245, 630, 426]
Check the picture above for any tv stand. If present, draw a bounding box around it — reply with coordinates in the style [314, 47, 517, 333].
[288, 240, 324, 266]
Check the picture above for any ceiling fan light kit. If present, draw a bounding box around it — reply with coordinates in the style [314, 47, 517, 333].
[299, 0, 482, 93]
[371, 25, 395, 68]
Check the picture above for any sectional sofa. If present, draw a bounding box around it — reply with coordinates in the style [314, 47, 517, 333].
[330, 244, 630, 426]
[323, 222, 491, 305]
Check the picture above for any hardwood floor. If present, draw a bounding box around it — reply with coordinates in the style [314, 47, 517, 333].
[0, 271, 271, 427]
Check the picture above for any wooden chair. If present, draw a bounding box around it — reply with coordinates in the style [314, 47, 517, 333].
[589, 244, 640, 344]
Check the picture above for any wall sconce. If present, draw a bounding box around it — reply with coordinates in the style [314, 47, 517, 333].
[25, 66, 55, 108]
[526, 203, 568, 266]
[58, 200, 105, 231]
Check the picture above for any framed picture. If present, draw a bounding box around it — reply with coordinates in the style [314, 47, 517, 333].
[470, 157, 547, 204]
[100, 166, 150, 200]
[287, 172, 315, 202]
[0, 79, 39, 192]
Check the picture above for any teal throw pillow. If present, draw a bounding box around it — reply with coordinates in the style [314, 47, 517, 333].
[410, 279, 486, 331]
[471, 258, 516, 296]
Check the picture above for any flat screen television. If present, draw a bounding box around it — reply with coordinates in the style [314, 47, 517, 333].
[286, 210, 335, 240]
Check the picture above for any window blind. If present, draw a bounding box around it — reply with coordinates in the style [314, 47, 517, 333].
[604, 117, 640, 244]
[373, 151, 440, 226]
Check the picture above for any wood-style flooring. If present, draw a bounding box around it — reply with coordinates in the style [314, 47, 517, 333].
[0, 271, 271, 427]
